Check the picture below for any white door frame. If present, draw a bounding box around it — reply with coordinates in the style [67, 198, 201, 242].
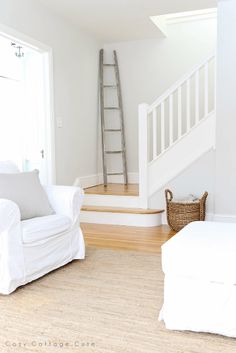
[0, 23, 56, 184]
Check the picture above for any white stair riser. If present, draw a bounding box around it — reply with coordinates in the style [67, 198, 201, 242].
[83, 194, 142, 208]
[80, 211, 162, 227]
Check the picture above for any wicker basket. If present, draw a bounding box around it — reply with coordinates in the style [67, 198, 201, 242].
[165, 189, 208, 232]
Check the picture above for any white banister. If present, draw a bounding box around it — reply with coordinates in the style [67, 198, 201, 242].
[195, 70, 200, 123]
[138, 103, 149, 208]
[178, 86, 182, 138]
[148, 53, 215, 113]
[204, 62, 209, 117]
[153, 108, 157, 160]
[186, 78, 191, 131]
[138, 53, 215, 207]
[169, 94, 173, 145]
[161, 102, 165, 152]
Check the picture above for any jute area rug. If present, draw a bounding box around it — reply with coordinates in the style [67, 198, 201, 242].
[1, 247, 235, 353]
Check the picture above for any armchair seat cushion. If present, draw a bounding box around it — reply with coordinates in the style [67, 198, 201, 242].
[22, 214, 72, 244]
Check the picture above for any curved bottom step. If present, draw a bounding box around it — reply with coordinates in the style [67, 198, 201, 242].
[81, 206, 164, 227]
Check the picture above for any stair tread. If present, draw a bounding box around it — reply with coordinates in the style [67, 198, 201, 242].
[81, 206, 164, 215]
[84, 183, 139, 196]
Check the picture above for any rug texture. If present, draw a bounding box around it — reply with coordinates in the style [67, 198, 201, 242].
[1, 247, 236, 353]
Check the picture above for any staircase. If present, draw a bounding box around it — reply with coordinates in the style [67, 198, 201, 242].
[139, 54, 216, 208]
[81, 184, 164, 227]
[81, 54, 216, 227]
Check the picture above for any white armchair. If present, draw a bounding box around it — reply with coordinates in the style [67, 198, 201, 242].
[0, 162, 85, 294]
[44, 185, 84, 226]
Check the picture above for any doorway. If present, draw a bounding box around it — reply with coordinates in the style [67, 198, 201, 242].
[0, 25, 55, 184]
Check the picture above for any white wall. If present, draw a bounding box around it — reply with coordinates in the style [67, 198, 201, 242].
[103, 19, 217, 173]
[215, 0, 236, 218]
[0, 0, 101, 185]
[149, 150, 216, 218]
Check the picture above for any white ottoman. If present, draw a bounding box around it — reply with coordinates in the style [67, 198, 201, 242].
[159, 221, 236, 337]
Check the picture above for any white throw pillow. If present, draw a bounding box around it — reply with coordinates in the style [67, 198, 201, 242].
[0, 170, 54, 220]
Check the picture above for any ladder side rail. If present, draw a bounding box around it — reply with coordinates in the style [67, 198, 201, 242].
[113, 50, 128, 185]
[99, 49, 108, 186]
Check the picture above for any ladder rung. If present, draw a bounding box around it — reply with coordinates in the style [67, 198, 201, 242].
[103, 64, 115, 67]
[106, 150, 123, 154]
[107, 172, 124, 176]
[103, 85, 117, 88]
[104, 107, 120, 110]
[104, 129, 121, 132]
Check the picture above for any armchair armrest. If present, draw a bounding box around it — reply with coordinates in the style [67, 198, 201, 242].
[0, 199, 25, 294]
[0, 199, 21, 233]
[44, 185, 84, 225]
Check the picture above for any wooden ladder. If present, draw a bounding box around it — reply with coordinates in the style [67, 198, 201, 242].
[99, 49, 128, 186]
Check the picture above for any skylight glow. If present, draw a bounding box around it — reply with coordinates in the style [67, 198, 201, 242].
[150, 8, 217, 36]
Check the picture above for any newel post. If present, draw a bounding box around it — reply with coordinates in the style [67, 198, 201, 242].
[138, 103, 149, 209]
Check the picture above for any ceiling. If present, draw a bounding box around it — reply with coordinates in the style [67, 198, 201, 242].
[38, 0, 217, 43]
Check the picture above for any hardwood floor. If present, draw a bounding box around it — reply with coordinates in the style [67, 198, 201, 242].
[82, 184, 172, 252]
[84, 183, 139, 196]
[81, 223, 175, 253]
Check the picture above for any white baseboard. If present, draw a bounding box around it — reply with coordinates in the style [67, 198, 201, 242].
[205, 213, 214, 221]
[73, 174, 103, 189]
[212, 213, 236, 223]
[74, 173, 139, 189]
[200, 213, 236, 223]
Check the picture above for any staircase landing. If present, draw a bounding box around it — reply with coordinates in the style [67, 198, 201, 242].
[85, 183, 139, 196]
[81, 183, 163, 227]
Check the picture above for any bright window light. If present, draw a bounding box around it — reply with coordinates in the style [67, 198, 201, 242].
[0, 35, 46, 172]
[150, 8, 217, 36]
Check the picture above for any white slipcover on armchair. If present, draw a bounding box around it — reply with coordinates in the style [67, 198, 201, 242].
[0, 162, 85, 294]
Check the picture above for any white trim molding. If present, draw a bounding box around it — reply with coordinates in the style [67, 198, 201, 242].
[212, 214, 236, 223]
[74, 174, 103, 189]
[0, 23, 52, 52]
[74, 172, 139, 189]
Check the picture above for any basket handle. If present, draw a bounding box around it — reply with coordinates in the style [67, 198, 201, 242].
[199, 191, 208, 221]
[165, 189, 173, 202]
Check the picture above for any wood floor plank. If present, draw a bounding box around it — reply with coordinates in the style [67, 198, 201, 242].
[84, 183, 139, 196]
[81, 223, 175, 253]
